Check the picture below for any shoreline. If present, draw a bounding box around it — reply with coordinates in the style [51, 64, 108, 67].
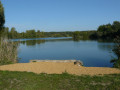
[0, 62, 120, 75]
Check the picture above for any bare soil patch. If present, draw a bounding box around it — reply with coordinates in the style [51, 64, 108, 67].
[0, 62, 120, 75]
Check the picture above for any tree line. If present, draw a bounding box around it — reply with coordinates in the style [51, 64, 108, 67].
[91, 21, 120, 39]
[73, 21, 120, 40]
[2, 27, 73, 39]
[3, 27, 44, 39]
[2, 20, 120, 39]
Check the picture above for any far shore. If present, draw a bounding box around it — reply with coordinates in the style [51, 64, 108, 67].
[0, 61, 120, 75]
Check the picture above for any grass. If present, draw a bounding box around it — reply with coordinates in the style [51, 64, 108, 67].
[0, 71, 120, 90]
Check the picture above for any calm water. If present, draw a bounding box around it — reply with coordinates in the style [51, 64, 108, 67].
[14, 37, 115, 67]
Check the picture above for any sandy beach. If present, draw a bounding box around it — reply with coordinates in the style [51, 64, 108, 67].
[0, 62, 120, 75]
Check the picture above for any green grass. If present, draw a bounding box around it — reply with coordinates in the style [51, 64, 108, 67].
[0, 71, 120, 90]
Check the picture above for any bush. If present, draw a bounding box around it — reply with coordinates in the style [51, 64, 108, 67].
[111, 36, 120, 68]
[0, 38, 18, 65]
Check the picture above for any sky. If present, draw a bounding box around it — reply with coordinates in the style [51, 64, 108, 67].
[1, 0, 120, 32]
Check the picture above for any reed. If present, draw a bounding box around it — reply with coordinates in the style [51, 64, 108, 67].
[0, 38, 18, 65]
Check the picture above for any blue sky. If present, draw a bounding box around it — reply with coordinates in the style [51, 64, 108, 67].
[1, 0, 120, 32]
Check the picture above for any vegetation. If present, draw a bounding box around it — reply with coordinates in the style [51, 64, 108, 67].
[0, 38, 18, 65]
[0, 71, 120, 90]
[111, 36, 120, 68]
[0, 2, 18, 65]
[96, 21, 120, 39]
[73, 31, 96, 40]
[3, 21, 119, 40]
[73, 31, 81, 41]
[2, 27, 73, 39]
[73, 21, 120, 40]
[0, 1, 5, 33]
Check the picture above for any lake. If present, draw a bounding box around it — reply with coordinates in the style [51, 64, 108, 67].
[14, 37, 115, 67]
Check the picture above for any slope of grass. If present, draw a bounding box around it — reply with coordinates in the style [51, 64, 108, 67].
[0, 71, 120, 90]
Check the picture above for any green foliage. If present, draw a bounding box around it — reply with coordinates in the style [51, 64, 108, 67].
[0, 1, 5, 31]
[0, 71, 120, 90]
[73, 30, 97, 40]
[26, 30, 36, 38]
[44, 31, 72, 37]
[9, 27, 18, 38]
[1, 28, 73, 39]
[98, 24, 113, 33]
[113, 37, 120, 59]
[111, 58, 120, 68]
[6, 21, 119, 40]
[73, 31, 81, 40]
[72, 21, 120, 40]
[112, 21, 120, 31]
[111, 36, 120, 68]
[97, 21, 120, 39]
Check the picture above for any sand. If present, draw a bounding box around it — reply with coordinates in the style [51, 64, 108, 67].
[0, 62, 120, 75]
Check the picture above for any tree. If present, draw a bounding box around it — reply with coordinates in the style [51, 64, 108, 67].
[73, 31, 81, 41]
[112, 21, 120, 32]
[97, 25, 106, 32]
[97, 21, 120, 39]
[36, 30, 41, 38]
[0, 1, 5, 31]
[97, 24, 113, 34]
[26, 30, 36, 38]
[2, 27, 9, 38]
[21, 32, 25, 38]
[9, 27, 18, 39]
[111, 36, 120, 68]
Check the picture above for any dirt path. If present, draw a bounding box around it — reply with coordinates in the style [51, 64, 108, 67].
[0, 62, 120, 75]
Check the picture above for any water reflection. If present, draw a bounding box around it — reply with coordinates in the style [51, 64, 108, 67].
[19, 40, 45, 46]
[97, 43, 114, 51]
[18, 38, 72, 46]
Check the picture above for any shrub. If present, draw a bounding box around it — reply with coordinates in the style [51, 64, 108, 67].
[111, 36, 120, 68]
[0, 38, 18, 65]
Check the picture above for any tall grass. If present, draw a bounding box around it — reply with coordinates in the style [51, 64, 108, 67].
[0, 38, 18, 65]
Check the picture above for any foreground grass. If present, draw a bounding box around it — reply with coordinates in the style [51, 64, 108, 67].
[0, 71, 120, 90]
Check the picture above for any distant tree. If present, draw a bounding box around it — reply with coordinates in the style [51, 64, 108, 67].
[40, 31, 45, 37]
[31, 30, 36, 38]
[36, 30, 41, 38]
[21, 32, 25, 38]
[73, 31, 81, 40]
[112, 21, 120, 32]
[97, 24, 113, 34]
[26, 30, 36, 38]
[0, 1, 5, 31]
[97, 25, 106, 32]
[97, 21, 120, 39]
[89, 32, 99, 39]
[10, 27, 18, 39]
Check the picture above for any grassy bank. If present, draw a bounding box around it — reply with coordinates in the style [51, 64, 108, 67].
[0, 71, 120, 90]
